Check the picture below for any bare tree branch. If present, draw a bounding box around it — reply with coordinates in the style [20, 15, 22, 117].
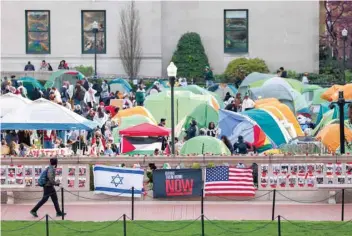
[118, 1, 142, 80]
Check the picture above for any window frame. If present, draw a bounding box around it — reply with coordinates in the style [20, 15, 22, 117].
[81, 10, 107, 54]
[224, 9, 249, 53]
[25, 10, 51, 54]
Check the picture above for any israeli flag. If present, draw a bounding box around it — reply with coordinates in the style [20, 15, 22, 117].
[93, 165, 144, 197]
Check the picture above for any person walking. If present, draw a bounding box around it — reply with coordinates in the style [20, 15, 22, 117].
[30, 158, 66, 217]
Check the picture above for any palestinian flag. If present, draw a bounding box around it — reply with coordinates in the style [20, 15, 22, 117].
[120, 136, 162, 155]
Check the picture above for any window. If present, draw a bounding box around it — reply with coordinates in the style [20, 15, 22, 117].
[25, 10, 50, 54]
[81, 10, 106, 54]
[224, 10, 248, 53]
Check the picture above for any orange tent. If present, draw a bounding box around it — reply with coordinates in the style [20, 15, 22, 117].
[255, 98, 280, 106]
[316, 124, 352, 152]
[113, 106, 157, 124]
[321, 85, 343, 102]
[330, 84, 352, 101]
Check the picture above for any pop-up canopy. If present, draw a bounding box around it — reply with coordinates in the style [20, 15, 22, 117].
[1, 98, 98, 130]
[0, 93, 32, 118]
[119, 123, 170, 137]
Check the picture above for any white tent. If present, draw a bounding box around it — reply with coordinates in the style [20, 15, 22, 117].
[0, 93, 32, 118]
[1, 98, 98, 130]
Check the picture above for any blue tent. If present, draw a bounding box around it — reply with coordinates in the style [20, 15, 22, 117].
[18, 77, 44, 100]
[108, 78, 132, 94]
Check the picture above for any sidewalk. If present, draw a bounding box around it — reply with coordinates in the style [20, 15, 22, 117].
[2, 201, 351, 221]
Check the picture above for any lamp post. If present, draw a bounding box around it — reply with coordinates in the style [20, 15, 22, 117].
[342, 28, 348, 85]
[167, 62, 177, 156]
[329, 91, 352, 154]
[92, 21, 99, 78]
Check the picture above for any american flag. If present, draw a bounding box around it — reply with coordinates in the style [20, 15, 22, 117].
[204, 166, 256, 197]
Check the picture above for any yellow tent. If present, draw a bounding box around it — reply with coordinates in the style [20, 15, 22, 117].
[316, 124, 352, 152]
[112, 106, 157, 124]
[321, 84, 343, 102]
[330, 84, 352, 101]
[255, 98, 280, 106]
[256, 102, 304, 137]
[258, 106, 286, 121]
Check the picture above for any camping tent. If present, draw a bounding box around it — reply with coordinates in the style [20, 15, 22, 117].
[146, 79, 170, 95]
[108, 78, 132, 94]
[0, 93, 32, 118]
[330, 83, 352, 101]
[18, 77, 44, 100]
[1, 98, 97, 130]
[112, 106, 157, 124]
[311, 88, 328, 105]
[208, 83, 238, 100]
[180, 136, 231, 155]
[321, 85, 343, 101]
[44, 70, 85, 89]
[313, 110, 335, 136]
[316, 124, 352, 153]
[239, 72, 275, 95]
[112, 115, 155, 143]
[242, 109, 291, 146]
[218, 109, 273, 152]
[302, 84, 322, 105]
[145, 90, 216, 128]
[119, 123, 171, 155]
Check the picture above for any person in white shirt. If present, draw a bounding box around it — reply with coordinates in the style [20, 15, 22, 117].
[302, 73, 309, 85]
[84, 84, 97, 108]
[242, 94, 255, 111]
[17, 81, 28, 98]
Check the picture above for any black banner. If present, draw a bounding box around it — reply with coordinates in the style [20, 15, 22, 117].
[153, 169, 202, 198]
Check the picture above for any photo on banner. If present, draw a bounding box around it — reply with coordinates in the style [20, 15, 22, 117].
[153, 169, 202, 198]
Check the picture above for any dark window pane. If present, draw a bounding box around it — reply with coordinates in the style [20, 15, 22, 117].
[225, 31, 247, 50]
[27, 32, 50, 53]
[224, 10, 248, 52]
[83, 32, 105, 53]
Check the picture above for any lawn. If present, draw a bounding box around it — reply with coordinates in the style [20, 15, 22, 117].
[1, 219, 352, 236]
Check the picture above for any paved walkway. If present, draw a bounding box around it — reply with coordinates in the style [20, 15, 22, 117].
[2, 201, 352, 221]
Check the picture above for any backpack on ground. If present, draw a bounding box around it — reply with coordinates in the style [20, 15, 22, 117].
[38, 167, 49, 187]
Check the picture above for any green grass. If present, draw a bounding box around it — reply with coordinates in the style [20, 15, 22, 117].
[1, 219, 352, 236]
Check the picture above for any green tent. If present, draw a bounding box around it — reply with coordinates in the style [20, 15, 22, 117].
[174, 85, 224, 108]
[239, 72, 275, 95]
[145, 90, 216, 128]
[313, 110, 335, 136]
[112, 115, 155, 143]
[180, 136, 231, 155]
[302, 84, 322, 93]
[243, 109, 288, 146]
[146, 79, 169, 94]
[44, 70, 85, 89]
[285, 79, 304, 93]
[311, 88, 328, 105]
[18, 77, 44, 100]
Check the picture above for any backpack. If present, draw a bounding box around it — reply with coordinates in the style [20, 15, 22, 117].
[38, 167, 49, 187]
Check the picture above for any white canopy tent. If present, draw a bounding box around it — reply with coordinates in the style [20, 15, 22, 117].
[0, 93, 32, 118]
[1, 98, 98, 130]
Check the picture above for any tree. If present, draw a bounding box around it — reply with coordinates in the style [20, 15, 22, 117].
[118, 1, 142, 80]
[224, 58, 269, 80]
[171, 32, 210, 81]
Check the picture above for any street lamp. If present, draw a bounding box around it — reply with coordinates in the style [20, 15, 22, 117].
[167, 62, 177, 156]
[92, 21, 99, 78]
[329, 90, 352, 154]
[342, 28, 348, 85]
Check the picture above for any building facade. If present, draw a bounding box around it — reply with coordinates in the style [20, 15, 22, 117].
[1, 0, 319, 77]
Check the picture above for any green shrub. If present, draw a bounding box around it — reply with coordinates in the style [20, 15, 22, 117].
[207, 162, 215, 168]
[75, 65, 94, 77]
[214, 74, 234, 83]
[171, 32, 210, 82]
[224, 58, 269, 80]
[191, 163, 201, 169]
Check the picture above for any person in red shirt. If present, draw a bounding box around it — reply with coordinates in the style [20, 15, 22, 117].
[104, 106, 119, 118]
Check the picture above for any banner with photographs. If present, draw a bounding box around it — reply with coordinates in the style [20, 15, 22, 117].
[0, 164, 89, 190]
[259, 162, 352, 190]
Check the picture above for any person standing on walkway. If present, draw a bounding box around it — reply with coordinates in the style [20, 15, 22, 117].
[30, 158, 66, 217]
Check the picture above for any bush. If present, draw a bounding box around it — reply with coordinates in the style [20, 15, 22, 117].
[191, 163, 201, 169]
[171, 32, 210, 82]
[224, 58, 269, 80]
[214, 74, 234, 83]
[75, 65, 94, 77]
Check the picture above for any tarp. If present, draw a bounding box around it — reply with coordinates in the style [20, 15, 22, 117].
[180, 136, 231, 155]
[119, 123, 170, 137]
[0, 93, 32, 118]
[1, 98, 98, 130]
[44, 70, 85, 89]
[108, 78, 132, 94]
[145, 90, 216, 128]
[243, 109, 290, 146]
[316, 124, 352, 152]
[207, 83, 238, 100]
[113, 106, 157, 124]
[218, 109, 273, 152]
[18, 77, 44, 100]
